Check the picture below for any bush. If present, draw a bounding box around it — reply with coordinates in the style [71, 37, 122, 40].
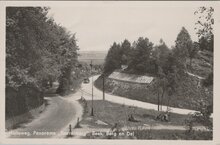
[202, 73, 213, 87]
[6, 85, 44, 119]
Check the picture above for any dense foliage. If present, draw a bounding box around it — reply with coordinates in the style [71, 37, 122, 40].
[6, 7, 79, 117]
[128, 37, 154, 73]
[103, 42, 122, 73]
[104, 37, 155, 74]
[173, 27, 194, 68]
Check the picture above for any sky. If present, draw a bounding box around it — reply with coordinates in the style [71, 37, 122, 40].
[48, 2, 202, 51]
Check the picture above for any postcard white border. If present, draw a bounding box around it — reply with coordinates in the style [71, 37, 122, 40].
[0, 1, 220, 145]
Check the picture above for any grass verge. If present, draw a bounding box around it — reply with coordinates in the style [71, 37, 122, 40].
[78, 100, 211, 140]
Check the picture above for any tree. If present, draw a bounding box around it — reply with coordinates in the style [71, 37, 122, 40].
[56, 31, 79, 95]
[152, 39, 170, 72]
[188, 42, 199, 68]
[152, 52, 180, 111]
[194, 7, 213, 90]
[104, 42, 122, 73]
[6, 7, 79, 117]
[151, 66, 166, 111]
[173, 27, 193, 68]
[195, 7, 214, 52]
[6, 7, 51, 89]
[202, 72, 213, 87]
[185, 87, 213, 133]
[157, 39, 170, 56]
[120, 39, 131, 65]
[128, 37, 153, 73]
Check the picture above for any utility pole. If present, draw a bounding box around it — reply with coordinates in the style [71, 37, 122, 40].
[157, 91, 160, 111]
[90, 60, 94, 116]
[81, 90, 83, 100]
[103, 74, 105, 100]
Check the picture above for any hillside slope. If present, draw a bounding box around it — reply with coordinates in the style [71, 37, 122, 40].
[95, 51, 213, 111]
[187, 50, 213, 78]
[95, 74, 212, 111]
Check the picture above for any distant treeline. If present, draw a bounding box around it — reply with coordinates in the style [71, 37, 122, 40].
[104, 28, 197, 76]
[6, 7, 79, 117]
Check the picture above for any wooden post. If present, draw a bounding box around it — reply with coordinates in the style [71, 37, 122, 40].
[157, 91, 160, 111]
[68, 124, 72, 136]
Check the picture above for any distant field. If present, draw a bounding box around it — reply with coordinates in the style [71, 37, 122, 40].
[78, 51, 107, 65]
[79, 59, 105, 65]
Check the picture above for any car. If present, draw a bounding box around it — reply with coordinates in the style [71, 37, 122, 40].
[83, 78, 90, 84]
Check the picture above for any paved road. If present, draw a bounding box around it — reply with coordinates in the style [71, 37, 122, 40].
[79, 75, 198, 115]
[8, 96, 83, 138]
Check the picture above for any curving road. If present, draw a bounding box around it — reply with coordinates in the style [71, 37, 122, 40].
[8, 96, 83, 138]
[80, 75, 199, 115]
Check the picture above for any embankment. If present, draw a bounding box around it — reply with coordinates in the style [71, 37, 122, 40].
[6, 85, 45, 130]
[94, 72, 212, 111]
[6, 102, 46, 130]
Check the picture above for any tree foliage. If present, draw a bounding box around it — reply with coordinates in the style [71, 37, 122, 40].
[6, 7, 78, 91]
[128, 37, 154, 73]
[173, 27, 193, 68]
[152, 39, 170, 73]
[6, 7, 79, 116]
[104, 37, 156, 74]
[104, 42, 122, 73]
[195, 7, 214, 52]
[120, 39, 132, 65]
[188, 42, 199, 67]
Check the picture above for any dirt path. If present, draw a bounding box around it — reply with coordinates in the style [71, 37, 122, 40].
[186, 71, 205, 80]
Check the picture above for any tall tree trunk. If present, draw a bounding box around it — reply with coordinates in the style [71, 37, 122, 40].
[167, 95, 170, 111]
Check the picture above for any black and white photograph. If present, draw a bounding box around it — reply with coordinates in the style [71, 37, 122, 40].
[1, 1, 219, 142]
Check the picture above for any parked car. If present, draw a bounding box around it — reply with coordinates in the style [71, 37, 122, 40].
[83, 78, 90, 84]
